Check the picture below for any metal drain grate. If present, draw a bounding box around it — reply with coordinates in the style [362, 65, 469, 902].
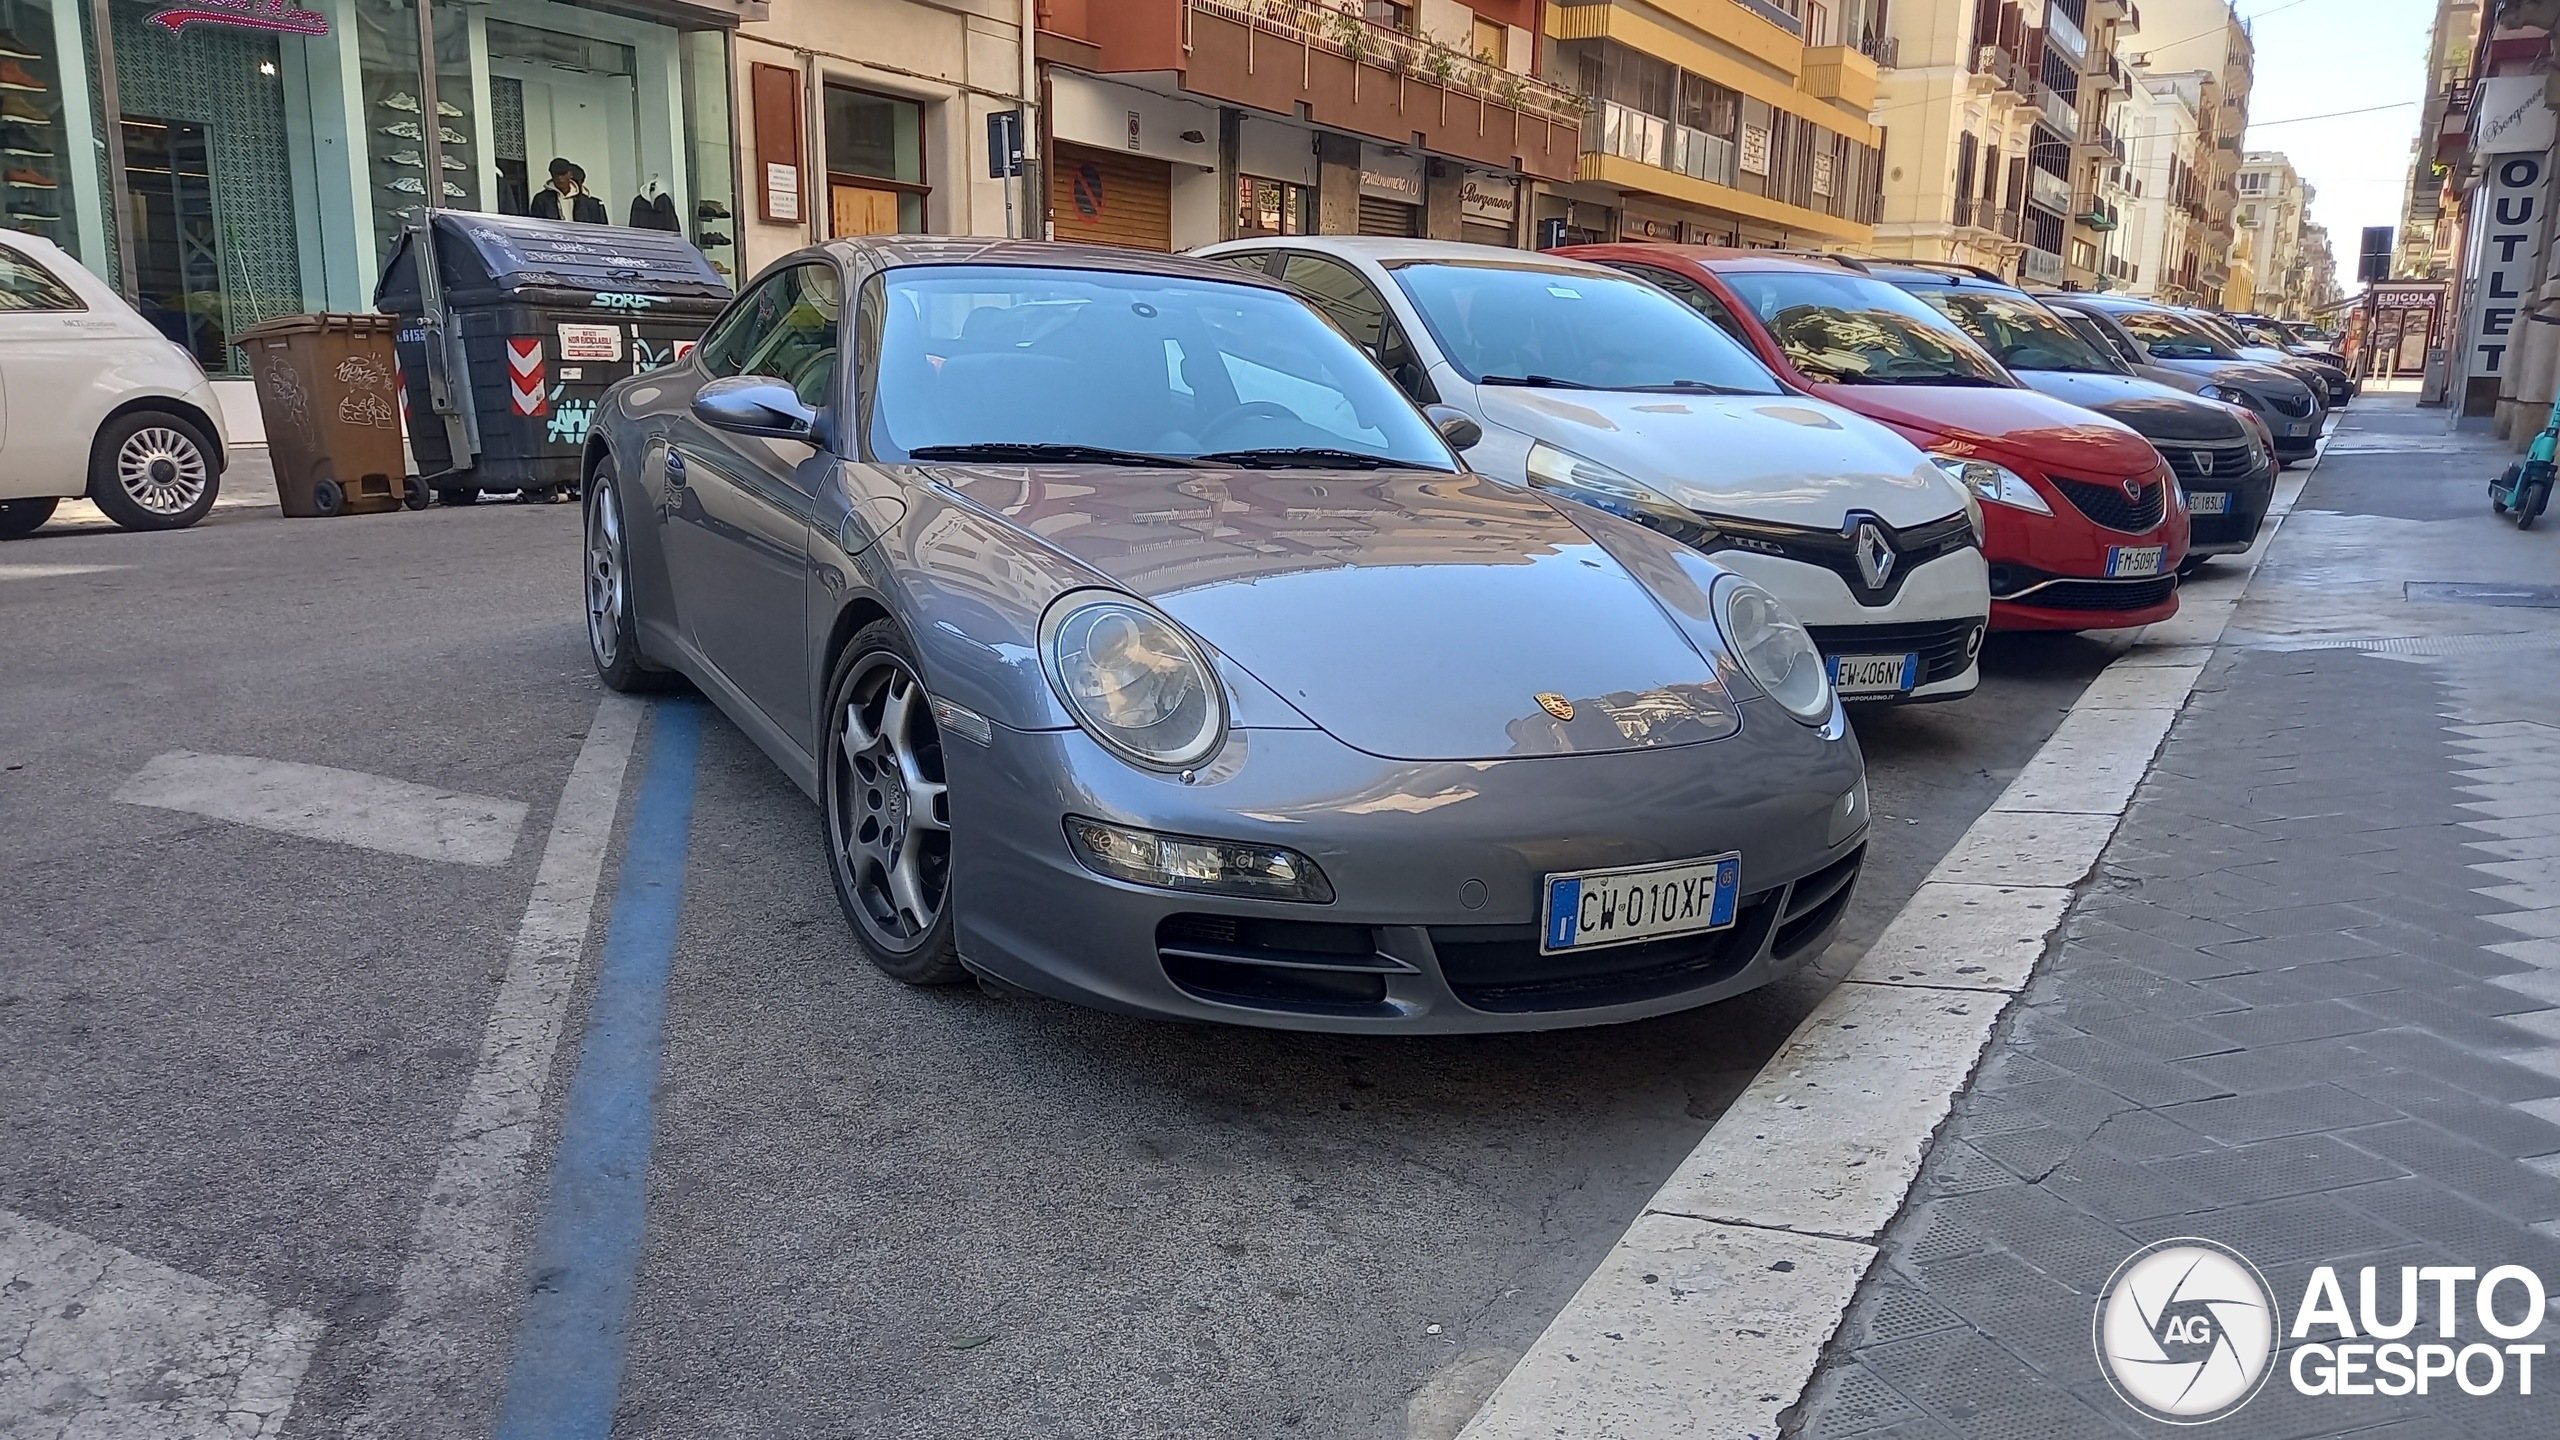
[2241, 631, 2560, 655]
[2407, 582, 2560, 608]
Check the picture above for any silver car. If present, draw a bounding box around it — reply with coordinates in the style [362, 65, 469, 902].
[580, 239, 1870, 1032]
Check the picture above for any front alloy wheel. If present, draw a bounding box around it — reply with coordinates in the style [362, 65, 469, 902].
[582, 461, 669, 692]
[825, 627, 963, 984]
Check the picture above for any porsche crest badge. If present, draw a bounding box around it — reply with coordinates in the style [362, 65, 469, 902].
[1536, 693, 1575, 721]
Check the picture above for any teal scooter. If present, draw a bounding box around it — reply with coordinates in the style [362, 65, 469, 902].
[2496, 395, 2559, 529]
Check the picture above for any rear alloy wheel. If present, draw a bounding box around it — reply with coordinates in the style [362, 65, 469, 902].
[823, 623, 962, 985]
[0, 496, 56, 540]
[89, 411, 218, 531]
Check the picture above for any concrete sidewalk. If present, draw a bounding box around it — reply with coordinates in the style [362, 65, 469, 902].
[1792, 395, 2560, 1438]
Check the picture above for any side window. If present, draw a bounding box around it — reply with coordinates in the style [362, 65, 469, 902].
[2067, 311, 2143, 365]
[0, 247, 84, 312]
[1211, 250, 1279, 277]
[1622, 264, 1751, 347]
[697, 262, 843, 407]
[1277, 253, 1436, 404]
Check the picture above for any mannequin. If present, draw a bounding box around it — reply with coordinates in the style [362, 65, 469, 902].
[629, 174, 679, 232]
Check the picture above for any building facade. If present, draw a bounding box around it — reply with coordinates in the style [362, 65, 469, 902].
[2231, 150, 2304, 314]
[22, 0, 753, 378]
[2123, 0, 2248, 295]
[2115, 67, 2209, 303]
[2396, 0, 2481, 280]
[1028, 1, 1574, 253]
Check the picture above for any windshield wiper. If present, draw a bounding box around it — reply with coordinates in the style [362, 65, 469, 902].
[1837, 373, 2007, 388]
[1627, 379, 1767, 395]
[1478, 374, 1601, 389]
[902, 442, 1206, 468]
[1193, 447, 1416, 470]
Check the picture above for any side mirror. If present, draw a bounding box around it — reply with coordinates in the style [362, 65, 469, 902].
[1425, 404, 1483, 451]
[693, 375, 818, 442]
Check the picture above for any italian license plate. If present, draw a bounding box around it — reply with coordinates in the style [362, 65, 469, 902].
[1828, 652, 1920, 696]
[2185, 490, 2231, 515]
[1542, 853, 1742, 955]
[2286, 421, 2313, 436]
[2106, 545, 2165, 578]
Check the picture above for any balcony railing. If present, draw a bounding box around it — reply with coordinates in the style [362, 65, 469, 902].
[2034, 85, 2080, 139]
[1972, 44, 2024, 94]
[1188, 0, 1585, 126]
[1589, 100, 1737, 187]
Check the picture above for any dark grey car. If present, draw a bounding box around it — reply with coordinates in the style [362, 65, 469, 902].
[1872, 264, 2275, 564]
[2040, 294, 2328, 465]
[578, 238, 1869, 1032]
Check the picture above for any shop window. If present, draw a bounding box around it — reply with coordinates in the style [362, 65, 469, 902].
[1236, 175, 1313, 237]
[825, 86, 925, 236]
[0, 1, 88, 267]
[120, 117, 226, 368]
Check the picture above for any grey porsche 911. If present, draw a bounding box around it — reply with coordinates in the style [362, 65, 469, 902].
[580, 238, 1868, 1032]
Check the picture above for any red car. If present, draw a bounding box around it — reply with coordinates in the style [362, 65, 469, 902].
[1554, 246, 2187, 631]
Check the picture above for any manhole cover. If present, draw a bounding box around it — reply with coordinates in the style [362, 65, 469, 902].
[2406, 582, 2560, 608]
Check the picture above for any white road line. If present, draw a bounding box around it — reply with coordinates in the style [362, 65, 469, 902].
[345, 694, 643, 1437]
[0, 1206, 323, 1440]
[116, 752, 528, 868]
[1457, 438, 2333, 1440]
[0, 563, 129, 581]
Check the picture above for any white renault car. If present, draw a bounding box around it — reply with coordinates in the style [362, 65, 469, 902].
[1194, 237, 1990, 703]
[0, 229, 228, 540]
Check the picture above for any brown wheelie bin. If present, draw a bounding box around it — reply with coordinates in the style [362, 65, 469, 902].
[237, 314, 409, 518]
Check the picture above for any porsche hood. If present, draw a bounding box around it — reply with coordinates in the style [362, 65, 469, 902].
[924, 465, 1752, 762]
[1471, 386, 1964, 531]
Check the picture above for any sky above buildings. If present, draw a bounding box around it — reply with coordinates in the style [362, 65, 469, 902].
[2233, 0, 2435, 271]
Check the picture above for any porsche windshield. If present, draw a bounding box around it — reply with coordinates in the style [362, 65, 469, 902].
[2111, 307, 2243, 360]
[1907, 286, 2125, 375]
[869, 266, 1456, 468]
[1717, 270, 2011, 386]
[1385, 261, 1782, 393]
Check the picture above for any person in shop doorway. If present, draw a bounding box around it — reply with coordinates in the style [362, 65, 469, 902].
[530, 157, 608, 224]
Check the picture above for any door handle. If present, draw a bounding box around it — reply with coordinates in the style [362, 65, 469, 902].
[664, 448, 688, 489]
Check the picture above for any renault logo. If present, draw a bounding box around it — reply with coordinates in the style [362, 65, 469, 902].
[1536, 693, 1575, 721]
[1854, 522, 1896, 590]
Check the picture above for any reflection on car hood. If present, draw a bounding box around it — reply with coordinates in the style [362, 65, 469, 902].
[2150, 357, 2316, 398]
[2016, 372, 2251, 442]
[1809, 380, 2164, 478]
[921, 465, 1744, 761]
[1471, 386, 1960, 529]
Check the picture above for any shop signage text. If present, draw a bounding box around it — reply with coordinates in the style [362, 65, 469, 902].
[2466, 153, 2545, 382]
[1459, 174, 1516, 226]
[149, 0, 327, 36]
[1358, 146, 1423, 205]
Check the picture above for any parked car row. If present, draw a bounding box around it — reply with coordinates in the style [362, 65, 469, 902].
[574, 234, 2336, 1036]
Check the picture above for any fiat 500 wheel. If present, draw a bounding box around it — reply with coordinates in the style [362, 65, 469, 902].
[88, 411, 218, 531]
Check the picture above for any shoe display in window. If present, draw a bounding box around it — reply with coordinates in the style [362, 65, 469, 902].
[1, 129, 48, 157]
[438, 100, 462, 117]
[0, 61, 43, 93]
[385, 150, 424, 168]
[697, 199, 731, 219]
[441, 155, 465, 171]
[438, 126, 466, 146]
[381, 92, 420, 113]
[0, 31, 41, 60]
[443, 180, 463, 197]
[0, 96, 49, 125]
[5, 168, 56, 188]
[9, 205, 57, 221]
[695, 231, 731, 247]
[381, 120, 422, 140]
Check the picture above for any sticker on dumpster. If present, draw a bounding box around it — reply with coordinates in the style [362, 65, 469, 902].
[507, 337, 547, 417]
[557, 323, 623, 362]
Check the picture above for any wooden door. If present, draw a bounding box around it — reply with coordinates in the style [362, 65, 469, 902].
[832, 184, 903, 237]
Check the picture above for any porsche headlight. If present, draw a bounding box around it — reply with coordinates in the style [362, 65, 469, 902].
[1042, 593, 1226, 769]
[1717, 579, 1833, 724]
[1930, 455, 2053, 516]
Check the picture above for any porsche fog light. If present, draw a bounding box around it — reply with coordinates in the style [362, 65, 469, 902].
[1043, 594, 1227, 769]
[1717, 579, 1834, 724]
[1066, 818, 1335, 903]
[1930, 456, 2052, 516]
[1829, 775, 1870, 847]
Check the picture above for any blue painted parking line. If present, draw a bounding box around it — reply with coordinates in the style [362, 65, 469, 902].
[493, 701, 702, 1440]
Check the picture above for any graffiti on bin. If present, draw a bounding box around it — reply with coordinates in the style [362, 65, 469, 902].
[631, 335, 688, 373]
[339, 392, 396, 429]
[547, 393, 597, 446]
[335, 354, 392, 390]
[592, 293, 656, 310]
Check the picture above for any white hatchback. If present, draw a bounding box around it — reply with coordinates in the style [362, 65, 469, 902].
[1192, 237, 1992, 703]
[0, 229, 229, 540]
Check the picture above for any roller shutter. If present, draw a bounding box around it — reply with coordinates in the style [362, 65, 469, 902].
[1051, 143, 1172, 251]
[1461, 221, 1514, 248]
[1357, 196, 1421, 237]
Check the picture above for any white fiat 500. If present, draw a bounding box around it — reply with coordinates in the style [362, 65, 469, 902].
[0, 229, 228, 540]
[1194, 237, 1991, 703]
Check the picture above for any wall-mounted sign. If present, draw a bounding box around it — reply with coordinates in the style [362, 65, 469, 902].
[764, 162, 801, 223]
[2472, 76, 2559, 157]
[1812, 151, 1835, 198]
[1358, 145, 1423, 204]
[1459, 173, 1516, 225]
[1127, 110, 1143, 151]
[149, 0, 327, 36]
[1738, 125, 1771, 177]
[2465, 151, 2547, 386]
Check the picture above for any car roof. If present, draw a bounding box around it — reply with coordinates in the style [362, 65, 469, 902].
[1569, 243, 1871, 276]
[825, 235, 1294, 290]
[1204, 234, 1637, 277]
[1862, 261, 2029, 292]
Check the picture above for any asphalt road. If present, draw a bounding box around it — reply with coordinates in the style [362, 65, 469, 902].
[0, 476, 2118, 1439]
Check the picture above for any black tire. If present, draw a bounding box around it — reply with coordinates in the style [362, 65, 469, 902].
[87, 409, 219, 532]
[311, 477, 344, 517]
[2524, 483, 2549, 531]
[403, 475, 431, 511]
[582, 459, 677, 694]
[437, 486, 481, 507]
[821, 620, 963, 986]
[0, 496, 56, 540]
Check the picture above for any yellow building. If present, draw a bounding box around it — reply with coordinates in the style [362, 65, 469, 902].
[1534, 0, 1887, 248]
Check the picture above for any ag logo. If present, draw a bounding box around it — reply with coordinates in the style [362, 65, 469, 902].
[2094, 1238, 2280, 1424]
